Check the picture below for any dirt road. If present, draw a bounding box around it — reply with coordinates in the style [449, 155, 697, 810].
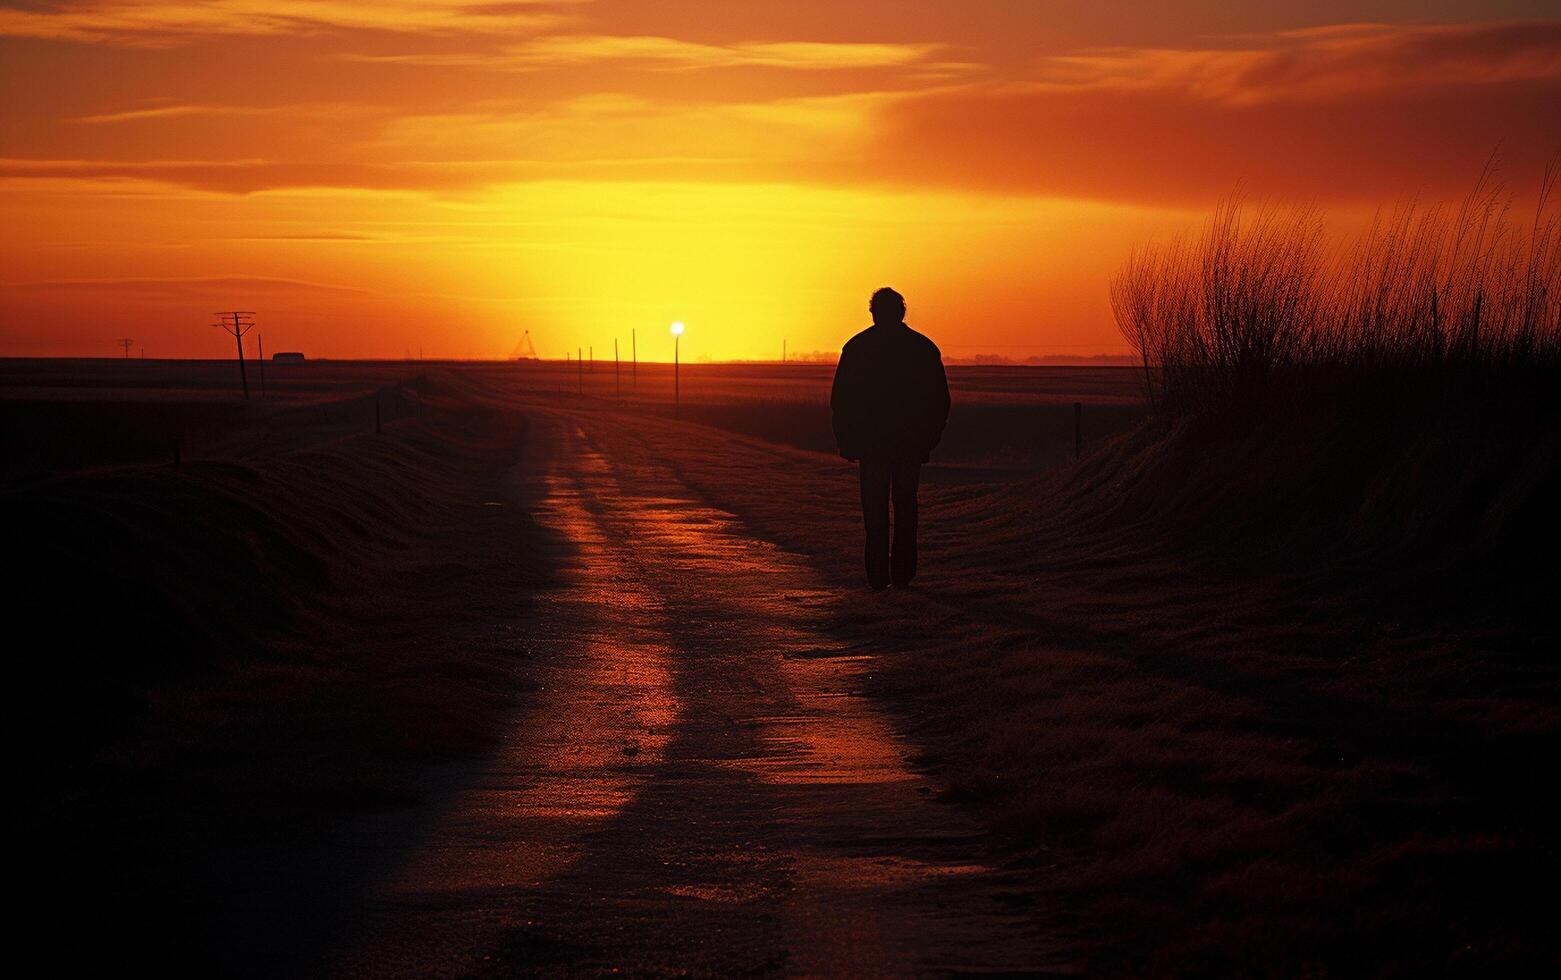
[326, 412, 1063, 977]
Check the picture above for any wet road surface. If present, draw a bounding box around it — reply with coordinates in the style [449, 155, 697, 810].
[330, 414, 1061, 977]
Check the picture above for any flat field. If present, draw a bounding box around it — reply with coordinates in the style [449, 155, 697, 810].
[1, 358, 1147, 477]
[7, 358, 1555, 977]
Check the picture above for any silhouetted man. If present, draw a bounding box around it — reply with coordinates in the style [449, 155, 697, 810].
[830, 287, 951, 590]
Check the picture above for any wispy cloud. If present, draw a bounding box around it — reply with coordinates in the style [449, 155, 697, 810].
[73, 103, 277, 124]
[0, 0, 580, 45]
[5, 274, 366, 295]
[230, 231, 376, 240]
[0, 87, 906, 193]
[6, 18, 1555, 208]
[363, 90, 902, 183]
[863, 20, 1561, 204]
[1031, 20, 1561, 105]
[0, 153, 772, 194]
[342, 34, 953, 72]
[69, 100, 374, 125]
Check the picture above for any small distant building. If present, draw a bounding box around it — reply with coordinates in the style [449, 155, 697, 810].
[272, 351, 306, 362]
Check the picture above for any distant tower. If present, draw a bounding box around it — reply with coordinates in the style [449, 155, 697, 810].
[511, 330, 539, 360]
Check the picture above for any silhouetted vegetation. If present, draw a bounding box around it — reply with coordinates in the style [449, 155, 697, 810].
[1101, 168, 1561, 625]
[1113, 166, 1560, 417]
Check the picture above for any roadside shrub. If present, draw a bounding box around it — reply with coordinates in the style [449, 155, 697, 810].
[1113, 165, 1561, 417]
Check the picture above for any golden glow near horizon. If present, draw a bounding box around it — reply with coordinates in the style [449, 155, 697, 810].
[3, 2, 1558, 359]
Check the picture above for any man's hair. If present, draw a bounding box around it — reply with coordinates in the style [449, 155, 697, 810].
[869, 287, 906, 321]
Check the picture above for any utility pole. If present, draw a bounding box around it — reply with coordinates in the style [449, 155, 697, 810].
[116, 337, 134, 358]
[671, 322, 684, 414]
[256, 332, 266, 396]
[213, 312, 256, 399]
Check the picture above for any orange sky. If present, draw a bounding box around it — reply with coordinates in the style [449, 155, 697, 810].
[2, 1, 1558, 360]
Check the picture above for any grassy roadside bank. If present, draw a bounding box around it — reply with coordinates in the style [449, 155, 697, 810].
[586, 405, 1561, 975]
[12, 372, 551, 970]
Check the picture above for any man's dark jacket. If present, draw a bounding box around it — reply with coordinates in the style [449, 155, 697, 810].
[830, 322, 951, 463]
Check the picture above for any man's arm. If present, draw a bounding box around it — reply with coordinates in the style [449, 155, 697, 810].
[922, 345, 951, 456]
[830, 344, 862, 460]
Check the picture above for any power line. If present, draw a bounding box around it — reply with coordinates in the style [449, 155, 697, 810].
[213, 311, 256, 399]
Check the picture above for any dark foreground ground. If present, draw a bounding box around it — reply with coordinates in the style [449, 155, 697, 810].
[8, 359, 1558, 976]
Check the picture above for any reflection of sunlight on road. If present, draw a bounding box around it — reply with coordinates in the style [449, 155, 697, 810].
[378, 472, 681, 896]
[571, 434, 914, 787]
[562, 421, 1055, 975]
[336, 415, 1053, 976]
[333, 461, 685, 976]
[738, 658, 913, 786]
[502, 475, 679, 822]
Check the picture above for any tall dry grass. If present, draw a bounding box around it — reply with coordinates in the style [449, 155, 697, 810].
[1113, 166, 1561, 416]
